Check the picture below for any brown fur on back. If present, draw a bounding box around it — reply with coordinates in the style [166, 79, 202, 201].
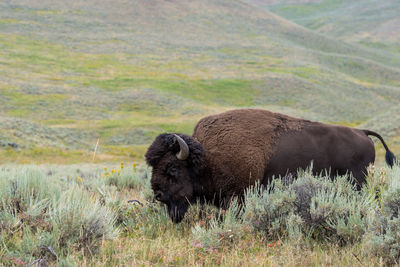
[193, 109, 309, 197]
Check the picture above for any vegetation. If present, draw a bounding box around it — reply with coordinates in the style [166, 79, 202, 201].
[0, 0, 399, 163]
[0, 0, 399, 265]
[1, 163, 399, 266]
[263, 0, 400, 52]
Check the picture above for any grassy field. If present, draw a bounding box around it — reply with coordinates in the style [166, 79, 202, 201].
[0, 1, 400, 265]
[1, 163, 400, 266]
[0, 0, 399, 164]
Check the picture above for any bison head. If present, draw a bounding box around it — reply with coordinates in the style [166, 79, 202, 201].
[145, 133, 205, 222]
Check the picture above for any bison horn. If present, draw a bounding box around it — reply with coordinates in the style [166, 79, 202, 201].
[174, 134, 189, 160]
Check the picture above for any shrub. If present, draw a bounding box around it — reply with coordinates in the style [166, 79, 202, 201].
[104, 163, 148, 191]
[0, 167, 59, 233]
[99, 180, 173, 238]
[191, 200, 248, 251]
[0, 165, 119, 264]
[49, 185, 119, 255]
[363, 164, 400, 264]
[242, 178, 296, 240]
[242, 170, 376, 244]
[189, 170, 377, 252]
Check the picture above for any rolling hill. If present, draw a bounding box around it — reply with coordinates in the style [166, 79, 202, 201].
[0, 0, 399, 163]
[246, 0, 400, 54]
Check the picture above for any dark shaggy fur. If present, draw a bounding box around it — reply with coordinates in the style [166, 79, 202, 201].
[145, 133, 207, 222]
[145, 109, 396, 222]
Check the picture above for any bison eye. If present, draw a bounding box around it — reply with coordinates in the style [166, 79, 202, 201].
[166, 166, 178, 181]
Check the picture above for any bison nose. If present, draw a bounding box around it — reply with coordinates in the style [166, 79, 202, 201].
[155, 191, 163, 201]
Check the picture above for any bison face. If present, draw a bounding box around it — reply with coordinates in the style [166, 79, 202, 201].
[145, 133, 205, 223]
[151, 158, 193, 222]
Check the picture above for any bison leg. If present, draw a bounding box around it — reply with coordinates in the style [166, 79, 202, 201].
[349, 165, 369, 190]
[219, 195, 235, 210]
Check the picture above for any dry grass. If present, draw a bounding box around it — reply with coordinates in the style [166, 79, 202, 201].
[4, 164, 400, 266]
[70, 236, 377, 266]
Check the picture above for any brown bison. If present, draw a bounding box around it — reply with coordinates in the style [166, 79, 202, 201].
[145, 109, 396, 222]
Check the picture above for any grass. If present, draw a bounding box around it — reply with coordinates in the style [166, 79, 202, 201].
[1, 29, 399, 164]
[267, 0, 400, 55]
[270, 0, 346, 19]
[0, 0, 399, 265]
[0, 146, 147, 165]
[1, 0, 400, 164]
[91, 77, 258, 106]
[1, 163, 399, 266]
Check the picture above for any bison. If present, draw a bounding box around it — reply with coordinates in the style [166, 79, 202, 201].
[145, 109, 396, 222]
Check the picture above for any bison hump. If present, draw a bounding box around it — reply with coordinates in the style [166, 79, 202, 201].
[192, 109, 307, 194]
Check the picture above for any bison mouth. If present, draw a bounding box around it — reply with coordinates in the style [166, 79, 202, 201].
[167, 201, 189, 223]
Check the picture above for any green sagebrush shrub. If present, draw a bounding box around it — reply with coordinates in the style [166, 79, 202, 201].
[49, 185, 118, 255]
[363, 164, 400, 264]
[242, 172, 376, 244]
[191, 169, 377, 251]
[0, 166, 119, 265]
[105, 166, 149, 191]
[98, 175, 171, 237]
[105, 195, 172, 238]
[191, 200, 246, 251]
[0, 167, 59, 233]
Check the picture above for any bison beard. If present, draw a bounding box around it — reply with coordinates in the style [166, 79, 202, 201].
[167, 201, 190, 223]
[145, 109, 397, 222]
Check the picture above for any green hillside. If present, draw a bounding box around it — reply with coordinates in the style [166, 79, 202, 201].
[0, 0, 399, 163]
[248, 0, 400, 55]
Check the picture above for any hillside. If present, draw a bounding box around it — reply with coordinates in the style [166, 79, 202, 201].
[247, 0, 400, 54]
[0, 0, 399, 163]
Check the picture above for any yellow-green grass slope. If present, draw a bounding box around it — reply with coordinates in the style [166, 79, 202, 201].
[0, 0, 399, 163]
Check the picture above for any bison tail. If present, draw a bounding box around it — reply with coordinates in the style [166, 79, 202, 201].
[385, 150, 396, 167]
[363, 130, 396, 167]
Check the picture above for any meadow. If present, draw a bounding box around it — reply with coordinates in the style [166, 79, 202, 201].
[0, 0, 399, 164]
[1, 163, 400, 266]
[1, 0, 400, 265]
